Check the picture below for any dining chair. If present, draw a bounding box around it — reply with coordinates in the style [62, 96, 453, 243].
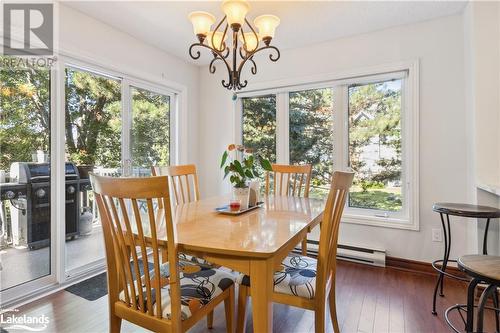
[266, 163, 312, 255]
[90, 174, 235, 333]
[152, 164, 200, 206]
[152, 164, 214, 268]
[237, 171, 354, 333]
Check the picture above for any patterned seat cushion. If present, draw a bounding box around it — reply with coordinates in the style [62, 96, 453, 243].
[178, 252, 214, 267]
[119, 260, 235, 320]
[237, 255, 317, 299]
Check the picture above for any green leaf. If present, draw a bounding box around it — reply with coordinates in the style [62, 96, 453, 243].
[233, 160, 245, 177]
[260, 158, 273, 171]
[245, 155, 254, 168]
[223, 165, 230, 179]
[220, 151, 228, 169]
[245, 169, 253, 178]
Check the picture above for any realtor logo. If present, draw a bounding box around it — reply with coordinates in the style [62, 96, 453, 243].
[3, 3, 53, 56]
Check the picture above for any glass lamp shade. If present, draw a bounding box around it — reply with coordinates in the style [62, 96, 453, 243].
[222, 0, 250, 27]
[188, 11, 216, 36]
[239, 32, 259, 52]
[254, 15, 280, 39]
[206, 31, 227, 51]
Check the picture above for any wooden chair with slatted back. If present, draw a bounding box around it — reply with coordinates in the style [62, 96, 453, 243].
[90, 174, 235, 333]
[237, 171, 354, 333]
[152, 165, 200, 206]
[266, 164, 312, 255]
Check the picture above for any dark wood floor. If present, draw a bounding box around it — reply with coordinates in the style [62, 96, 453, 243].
[15, 261, 497, 332]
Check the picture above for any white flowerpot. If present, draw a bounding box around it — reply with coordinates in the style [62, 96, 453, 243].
[232, 186, 250, 210]
[248, 180, 260, 207]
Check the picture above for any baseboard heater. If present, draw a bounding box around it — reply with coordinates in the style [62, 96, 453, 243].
[293, 240, 386, 267]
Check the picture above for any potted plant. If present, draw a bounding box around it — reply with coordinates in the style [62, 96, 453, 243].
[220, 144, 272, 209]
[71, 150, 95, 179]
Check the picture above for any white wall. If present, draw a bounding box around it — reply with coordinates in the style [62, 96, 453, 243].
[463, 1, 500, 255]
[58, 4, 200, 165]
[198, 14, 470, 262]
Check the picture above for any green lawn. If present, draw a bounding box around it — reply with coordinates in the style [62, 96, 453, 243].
[349, 188, 402, 211]
[309, 185, 402, 212]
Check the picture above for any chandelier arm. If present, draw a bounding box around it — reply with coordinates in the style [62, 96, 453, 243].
[222, 24, 229, 52]
[249, 57, 257, 75]
[209, 56, 220, 74]
[189, 43, 233, 89]
[236, 44, 278, 77]
[244, 18, 260, 51]
[189, 43, 233, 78]
[266, 45, 281, 62]
[213, 15, 227, 34]
[188, 43, 202, 60]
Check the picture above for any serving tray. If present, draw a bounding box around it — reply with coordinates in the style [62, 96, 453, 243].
[215, 202, 264, 215]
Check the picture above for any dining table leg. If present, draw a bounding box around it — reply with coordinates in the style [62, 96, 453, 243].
[250, 258, 274, 333]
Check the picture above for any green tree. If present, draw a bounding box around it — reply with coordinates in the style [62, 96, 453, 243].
[348, 80, 402, 211]
[65, 67, 121, 167]
[0, 61, 50, 170]
[242, 95, 277, 163]
[289, 88, 333, 195]
[131, 87, 170, 167]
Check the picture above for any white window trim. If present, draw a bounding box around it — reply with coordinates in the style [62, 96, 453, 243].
[235, 60, 420, 231]
[60, 56, 181, 280]
[61, 56, 180, 168]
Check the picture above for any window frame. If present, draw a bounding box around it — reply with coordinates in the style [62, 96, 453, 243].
[235, 61, 419, 230]
[63, 58, 179, 172]
[59, 56, 182, 281]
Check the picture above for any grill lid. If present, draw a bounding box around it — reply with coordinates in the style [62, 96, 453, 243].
[10, 162, 80, 183]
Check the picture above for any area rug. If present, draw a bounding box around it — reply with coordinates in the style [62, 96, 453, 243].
[65, 260, 153, 301]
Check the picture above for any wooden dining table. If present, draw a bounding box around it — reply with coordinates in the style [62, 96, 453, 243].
[168, 194, 325, 333]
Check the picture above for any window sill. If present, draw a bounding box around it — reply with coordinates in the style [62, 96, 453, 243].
[342, 213, 419, 231]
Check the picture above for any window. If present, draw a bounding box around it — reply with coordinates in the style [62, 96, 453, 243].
[63, 63, 176, 274]
[0, 54, 182, 304]
[289, 88, 334, 198]
[237, 65, 418, 229]
[65, 67, 122, 170]
[0, 57, 52, 290]
[131, 86, 170, 176]
[348, 80, 403, 212]
[65, 66, 122, 271]
[242, 95, 277, 163]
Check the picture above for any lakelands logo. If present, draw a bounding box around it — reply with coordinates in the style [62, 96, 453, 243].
[3, 3, 53, 56]
[0, 308, 50, 331]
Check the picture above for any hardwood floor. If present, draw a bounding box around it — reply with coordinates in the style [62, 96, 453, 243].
[14, 261, 497, 332]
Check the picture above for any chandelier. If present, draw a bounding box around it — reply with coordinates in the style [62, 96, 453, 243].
[188, 0, 280, 91]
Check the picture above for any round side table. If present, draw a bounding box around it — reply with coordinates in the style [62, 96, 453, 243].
[431, 203, 500, 316]
[445, 255, 500, 333]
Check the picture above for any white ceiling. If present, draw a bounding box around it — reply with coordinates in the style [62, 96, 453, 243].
[64, 1, 467, 65]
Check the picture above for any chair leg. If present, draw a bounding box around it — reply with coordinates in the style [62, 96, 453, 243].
[315, 301, 326, 333]
[329, 284, 340, 333]
[301, 237, 308, 256]
[109, 313, 122, 333]
[225, 285, 235, 333]
[236, 285, 249, 333]
[207, 310, 214, 329]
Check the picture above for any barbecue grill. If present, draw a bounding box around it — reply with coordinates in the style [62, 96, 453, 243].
[9, 162, 81, 249]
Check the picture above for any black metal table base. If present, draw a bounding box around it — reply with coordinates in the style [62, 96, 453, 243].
[432, 212, 492, 316]
[445, 304, 499, 333]
[445, 278, 500, 333]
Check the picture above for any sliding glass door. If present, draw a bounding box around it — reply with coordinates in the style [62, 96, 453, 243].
[0, 58, 53, 291]
[62, 64, 175, 276]
[0, 56, 179, 305]
[64, 66, 121, 272]
[130, 86, 171, 176]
